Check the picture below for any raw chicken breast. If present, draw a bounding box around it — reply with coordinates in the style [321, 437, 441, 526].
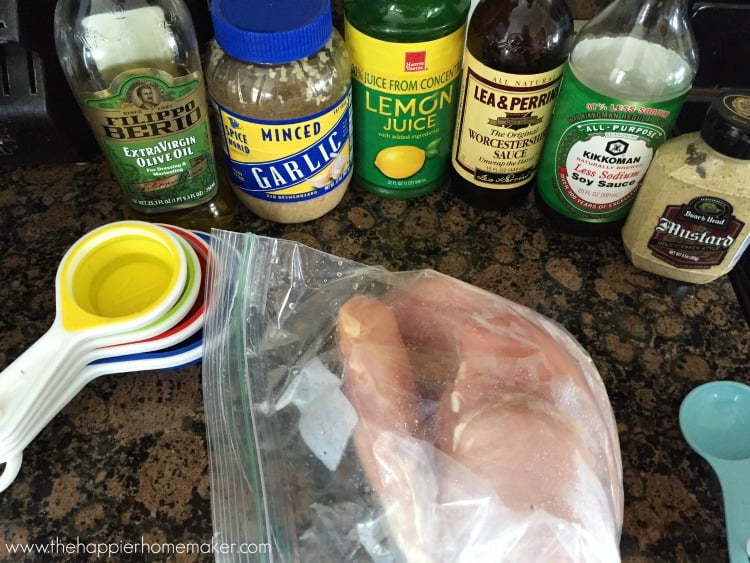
[388, 274, 623, 527]
[338, 272, 623, 562]
[338, 294, 422, 468]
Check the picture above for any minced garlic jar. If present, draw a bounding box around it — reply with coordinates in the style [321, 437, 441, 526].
[206, 0, 352, 223]
[622, 91, 750, 284]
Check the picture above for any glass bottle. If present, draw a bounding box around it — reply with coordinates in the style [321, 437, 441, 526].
[54, 0, 237, 231]
[344, 0, 470, 199]
[450, 0, 574, 209]
[535, 0, 698, 235]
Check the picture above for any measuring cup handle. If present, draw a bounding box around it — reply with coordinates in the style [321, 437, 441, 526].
[0, 451, 23, 493]
[716, 461, 750, 563]
[8, 362, 91, 468]
[0, 326, 70, 441]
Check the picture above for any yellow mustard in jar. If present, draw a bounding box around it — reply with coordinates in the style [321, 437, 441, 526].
[622, 92, 750, 284]
[206, 0, 352, 223]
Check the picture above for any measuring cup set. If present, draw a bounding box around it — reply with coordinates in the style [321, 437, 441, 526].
[0, 221, 212, 492]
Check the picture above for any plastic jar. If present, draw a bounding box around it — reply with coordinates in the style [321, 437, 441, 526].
[205, 0, 352, 223]
[622, 91, 750, 284]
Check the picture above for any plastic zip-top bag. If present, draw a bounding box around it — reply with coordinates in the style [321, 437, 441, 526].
[201, 231, 624, 562]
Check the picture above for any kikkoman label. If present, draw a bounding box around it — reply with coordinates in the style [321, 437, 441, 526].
[647, 197, 746, 269]
[345, 21, 464, 192]
[537, 69, 687, 223]
[215, 89, 352, 203]
[82, 69, 218, 213]
[452, 51, 565, 190]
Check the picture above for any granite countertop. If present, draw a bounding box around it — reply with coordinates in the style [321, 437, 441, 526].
[0, 160, 748, 563]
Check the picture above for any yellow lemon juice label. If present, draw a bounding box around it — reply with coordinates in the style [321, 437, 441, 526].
[346, 22, 465, 196]
[214, 89, 352, 203]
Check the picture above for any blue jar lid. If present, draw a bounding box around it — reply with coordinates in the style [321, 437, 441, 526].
[211, 0, 332, 65]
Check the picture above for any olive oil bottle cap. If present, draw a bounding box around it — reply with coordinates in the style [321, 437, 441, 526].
[701, 91, 750, 160]
[211, 0, 332, 65]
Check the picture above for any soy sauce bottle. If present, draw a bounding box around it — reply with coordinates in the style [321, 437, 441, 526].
[450, 0, 574, 209]
[535, 0, 698, 235]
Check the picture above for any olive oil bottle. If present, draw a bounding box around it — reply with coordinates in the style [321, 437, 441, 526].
[53, 0, 236, 230]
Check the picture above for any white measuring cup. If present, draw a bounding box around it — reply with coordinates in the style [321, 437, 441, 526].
[89, 227, 209, 362]
[89, 329, 203, 376]
[89, 226, 209, 362]
[82, 226, 209, 372]
[0, 228, 211, 492]
[1, 233, 202, 458]
[6, 227, 208, 449]
[81, 230, 211, 374]
[0, 221, 188, 491]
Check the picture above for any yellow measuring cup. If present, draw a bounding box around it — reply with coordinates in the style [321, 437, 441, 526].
[0, 221, 187, 487]
[0, 233, 202, 461]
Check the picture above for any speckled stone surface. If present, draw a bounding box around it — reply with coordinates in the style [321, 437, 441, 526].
[0, 159, 748, 562]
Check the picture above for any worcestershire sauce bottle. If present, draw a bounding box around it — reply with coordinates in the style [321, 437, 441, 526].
[450, 0, 574, 209]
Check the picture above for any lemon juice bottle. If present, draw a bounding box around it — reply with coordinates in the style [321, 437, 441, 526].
[344, 0, 470, 198]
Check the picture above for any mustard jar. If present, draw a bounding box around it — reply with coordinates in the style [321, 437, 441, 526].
[622, 91, 750, 284]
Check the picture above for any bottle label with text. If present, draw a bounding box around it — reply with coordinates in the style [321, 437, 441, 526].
[647, 196, 748, 269]
[452, 51, 564, 190]
[536, 67, 687, 223]
[81, 69, 218, 213]
[213, 89, 352, 203]
[345, 21, 464, 192]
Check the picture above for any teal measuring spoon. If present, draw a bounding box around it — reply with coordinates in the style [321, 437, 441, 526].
[679, 380, 750, 563]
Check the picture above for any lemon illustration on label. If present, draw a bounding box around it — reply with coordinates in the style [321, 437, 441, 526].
[374, 145, 427, 179]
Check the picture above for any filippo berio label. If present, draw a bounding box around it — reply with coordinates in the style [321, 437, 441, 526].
[647, 196, 747, 269]
[452, 51, 565, 190]
[81, 69, 218, 213]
